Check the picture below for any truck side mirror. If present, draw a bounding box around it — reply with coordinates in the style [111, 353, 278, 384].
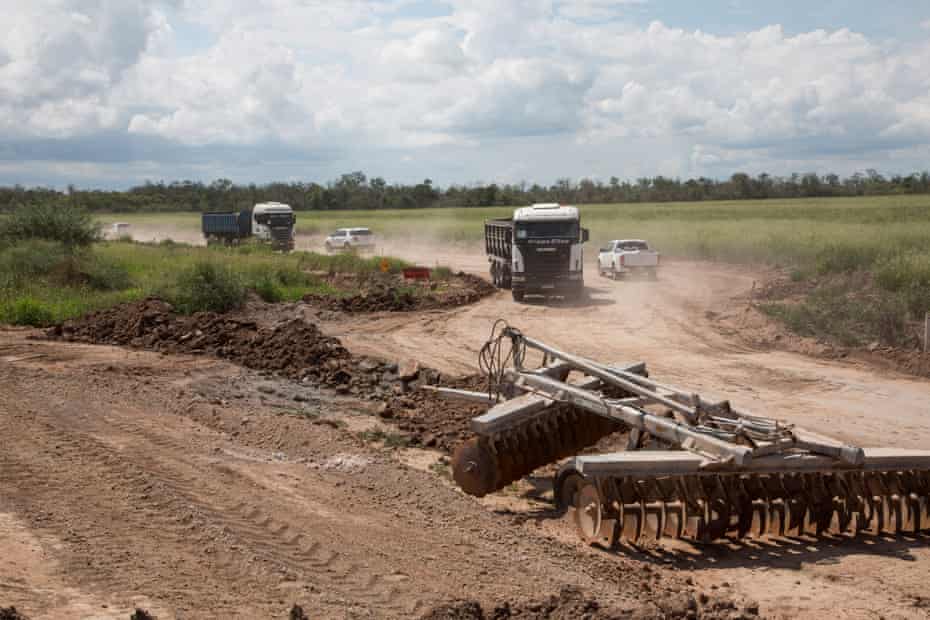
[581, 228, 590, 243]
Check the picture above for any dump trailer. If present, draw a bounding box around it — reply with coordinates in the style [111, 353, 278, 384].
[485, 204, 589, 302]
[431, 324, 930, 545]
[201, 202, 296, 251]
[202, 210, 252, 245]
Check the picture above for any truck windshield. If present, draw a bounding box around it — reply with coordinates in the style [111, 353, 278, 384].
[618, 241, 648, 251]
[266, 213, 293, 226]
[515, 220, 579, 239]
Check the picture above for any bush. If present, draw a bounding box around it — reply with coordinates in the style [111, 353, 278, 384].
[0, 202, 100, 248]
[80, 253, 133, 291]
[167, 261, 245, 314]
[1, 297, 55, 327]
[0, 241, 132, 291]
[0, 240, 71, 288]
[252, 275, 284, 303]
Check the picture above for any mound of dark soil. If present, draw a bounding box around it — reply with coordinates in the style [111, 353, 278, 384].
[45, 298, 392, 393]
[305, 272, 495, 313]
[44, 298, 486, 423]
[0, 608, 29, 620]
[377, 374, 488, 451]
[418, 586, 759, 620]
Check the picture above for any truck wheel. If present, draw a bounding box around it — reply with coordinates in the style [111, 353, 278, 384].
[343, 242, 351, 250]
[501, 267, 512, 290]
[491, 264, 503, 288]
[512, 289, 525, 302]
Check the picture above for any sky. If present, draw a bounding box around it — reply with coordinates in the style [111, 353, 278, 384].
[1, 0, 929, 189]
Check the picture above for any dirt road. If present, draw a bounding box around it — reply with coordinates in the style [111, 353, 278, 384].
[2, 240, 929, 619]
[2, 334, 690, 619]
[320, 246, 930, 619]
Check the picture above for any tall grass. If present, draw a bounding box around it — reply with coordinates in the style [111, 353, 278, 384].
[98, 194, 930, 267]
[0, 240, 413, 325]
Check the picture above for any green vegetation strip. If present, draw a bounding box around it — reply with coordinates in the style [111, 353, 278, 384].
[0, 240, 413, 326]
[99, 194, 930, 267]
[0, 203, 416, 325]
[6, 196, 930, 351]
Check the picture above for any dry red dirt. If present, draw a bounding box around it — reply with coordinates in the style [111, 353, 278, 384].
[304, 271, 496, 313]
[1, 329, 753, 619]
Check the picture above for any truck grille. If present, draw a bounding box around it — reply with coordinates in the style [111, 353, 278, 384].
[522, 246, 570, 275]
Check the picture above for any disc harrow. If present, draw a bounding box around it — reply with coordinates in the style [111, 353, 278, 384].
[433, 324, 930, 545]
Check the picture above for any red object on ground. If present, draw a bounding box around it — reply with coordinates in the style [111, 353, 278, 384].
[402, 267, 431, 281]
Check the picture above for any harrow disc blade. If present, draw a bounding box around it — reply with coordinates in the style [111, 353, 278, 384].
[451, 437, 498, 497]
[574, 482, 605, 544]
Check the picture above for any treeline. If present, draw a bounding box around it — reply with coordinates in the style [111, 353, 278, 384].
[2, 169, 929, 213]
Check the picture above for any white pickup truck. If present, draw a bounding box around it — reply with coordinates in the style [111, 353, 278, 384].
[597, 239, 659, 279]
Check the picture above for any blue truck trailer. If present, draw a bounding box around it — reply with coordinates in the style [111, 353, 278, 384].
[202, 210, 252, 245]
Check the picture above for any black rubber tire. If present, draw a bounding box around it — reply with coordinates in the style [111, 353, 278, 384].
[512, 289, 525, 302]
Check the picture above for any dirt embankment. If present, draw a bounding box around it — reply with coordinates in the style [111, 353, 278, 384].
[419, 585, 760, 620]
[305, 271, 496, 313]
[712, 272, 930, 379]
[0, 607, 29, 620]
[44, 298, 484, 450]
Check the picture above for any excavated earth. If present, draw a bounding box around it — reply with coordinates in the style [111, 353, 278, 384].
[0, 325, 758, 619]
[44, 298, 487, 452]
[305, 271, 496, 313]
[419, 585, 759, 620]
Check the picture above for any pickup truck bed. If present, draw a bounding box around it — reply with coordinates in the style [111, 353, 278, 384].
[597, 239, 659, 279]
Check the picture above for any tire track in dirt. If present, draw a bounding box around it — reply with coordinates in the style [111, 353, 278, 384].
[90, 401, 425, 614]
[0, 368, 426, 617]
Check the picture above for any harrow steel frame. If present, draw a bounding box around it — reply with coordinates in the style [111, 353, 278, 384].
[442, 325, 930, 545]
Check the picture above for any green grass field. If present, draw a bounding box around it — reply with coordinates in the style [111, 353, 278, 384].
[95, 195, 930, 348]
[98, 194, 930, 270]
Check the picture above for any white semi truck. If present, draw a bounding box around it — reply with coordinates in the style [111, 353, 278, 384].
[201, 202, 296, 251]
[485, 203, 589, 302]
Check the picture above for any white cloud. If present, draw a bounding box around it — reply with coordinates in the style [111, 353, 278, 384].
[0, 0, 165, 137]
[2, 0, 930, 185]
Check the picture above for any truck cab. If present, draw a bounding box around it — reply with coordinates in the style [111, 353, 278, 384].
[251, 202, 296, 251]
[486, 203, 589, 302]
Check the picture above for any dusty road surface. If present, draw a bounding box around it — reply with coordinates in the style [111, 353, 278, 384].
[2, 240, 929, 619]
[321, 245, 930, 619]
[2, 333, 695, 619]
